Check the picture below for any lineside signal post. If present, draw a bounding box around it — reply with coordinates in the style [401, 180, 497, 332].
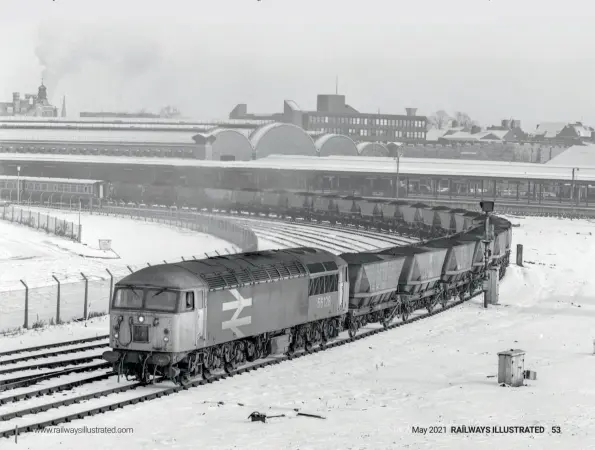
[480, 201, 498, 308]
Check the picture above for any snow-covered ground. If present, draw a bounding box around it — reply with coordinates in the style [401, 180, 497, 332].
[1, 215, 594, 449]
[0, 208, 237, 333]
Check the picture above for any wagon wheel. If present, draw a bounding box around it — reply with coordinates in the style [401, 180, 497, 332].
[348, 317, 358, 338]
[426, 295, 439, 313]
[382, 306, 397, 329]
[401, 302, 410, 322]
[440, 290, 449, 309]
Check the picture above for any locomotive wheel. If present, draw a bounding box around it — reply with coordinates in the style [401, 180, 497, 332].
[139, 369, 151, 385]
[222, 343, 232, 364]
[202, 366, 213, 381]
[224, 362, 236, 375]
[245, 340, 257, 362]
[321, 321, 331, 344]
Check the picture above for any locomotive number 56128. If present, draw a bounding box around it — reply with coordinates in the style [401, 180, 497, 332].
[316, 295, 332, 308]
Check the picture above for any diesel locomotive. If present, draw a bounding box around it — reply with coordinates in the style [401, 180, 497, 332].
[102, 204, 512, 385]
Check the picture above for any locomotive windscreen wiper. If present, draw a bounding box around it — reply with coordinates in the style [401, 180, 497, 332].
[151, 288, 168, 297]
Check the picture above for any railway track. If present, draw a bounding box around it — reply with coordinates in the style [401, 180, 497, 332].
[214, 210, 417, 245]
[0, 343, 108, 367]
[229, 218, 401, 251]
[0, 363, 111, 392]
[0, 335, 108, 359]
[0, 289, 485, 439]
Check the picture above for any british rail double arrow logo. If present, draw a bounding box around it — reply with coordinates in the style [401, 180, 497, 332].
[222, 289, 252, 337]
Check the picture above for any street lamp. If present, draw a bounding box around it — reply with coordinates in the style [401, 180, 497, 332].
[394, 146, 404, 199]
[16, 166, 20, 205]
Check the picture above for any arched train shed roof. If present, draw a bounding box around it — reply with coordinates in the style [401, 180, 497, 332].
[357, 142, 390, 157]
[194, 128, 253, 161]
[251, 123, 316, 159]
[315, 134, 359, 157]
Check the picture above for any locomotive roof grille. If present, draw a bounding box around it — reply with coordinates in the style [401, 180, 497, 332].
[200, 259, 309, 291]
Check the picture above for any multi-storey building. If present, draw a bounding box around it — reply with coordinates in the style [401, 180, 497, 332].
[230, 93, 427, 143]
[0, 81, 59, 117]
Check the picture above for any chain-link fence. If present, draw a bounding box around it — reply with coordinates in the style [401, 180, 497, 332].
[0, 206, 257, 334]
[0, 205, 82, 242]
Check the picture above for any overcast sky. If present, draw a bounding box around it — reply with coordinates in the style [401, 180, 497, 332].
[0, 0, 593, 129]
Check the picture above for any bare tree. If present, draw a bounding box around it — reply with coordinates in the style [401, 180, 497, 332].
[428, 110, 451, 130]
[454, 111, 474, 128]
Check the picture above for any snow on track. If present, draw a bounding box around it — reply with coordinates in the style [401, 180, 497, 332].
[0, 207, 235, 290]
[2, 215, 594, 449]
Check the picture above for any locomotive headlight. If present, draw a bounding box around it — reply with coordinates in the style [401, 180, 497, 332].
[138, 315, 145, 323]
[163, 336, 169, 343]
[114, 332, 119, 339]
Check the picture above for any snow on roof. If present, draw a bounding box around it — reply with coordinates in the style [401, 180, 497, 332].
[545, 144, 595, 167]
[1, 152, 594, 182]
[0, 175, 102, 184]
[0, 128, 200, 144]
[0, 117, 272, 127]
[533, 122, 567, 138]
[425, 128, 449, 141]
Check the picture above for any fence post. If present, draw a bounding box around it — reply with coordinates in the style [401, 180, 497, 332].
[192, 255, 197, 260]
[106, 268, 114, 303]
[20, 280, 29, 329]
[81, 272, 89, 320]
[215, 250, 220, 256]
[204, 252, 209, 258]
[37, 211, 40, 229]
[127, 265, 134, 273]
[163, 260, 167, 264]
[147, 263, 151, 267]
[181, 256, 185, 261]
[52, 275, 61, 324]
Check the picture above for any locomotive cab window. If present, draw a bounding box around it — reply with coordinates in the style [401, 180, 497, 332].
[185, 292, 195, 310]
[145, 289, 179, 312]
[113, 288, 143, 309]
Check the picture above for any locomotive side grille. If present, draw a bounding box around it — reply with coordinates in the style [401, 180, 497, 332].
[133, 325, 149, 343]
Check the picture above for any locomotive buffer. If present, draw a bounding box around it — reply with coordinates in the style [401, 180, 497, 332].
[480, 201, 499, 308]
